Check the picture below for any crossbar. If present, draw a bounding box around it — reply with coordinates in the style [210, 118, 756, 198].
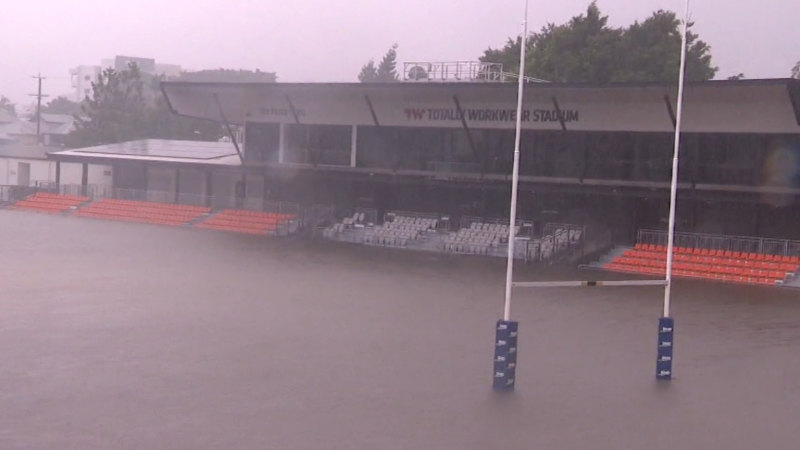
[512, 279, 667, 288]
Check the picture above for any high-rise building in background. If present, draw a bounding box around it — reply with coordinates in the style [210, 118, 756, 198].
[69, 55, 182, 102]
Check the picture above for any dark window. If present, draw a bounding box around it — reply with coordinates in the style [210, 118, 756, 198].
[244, 122, 280, 163]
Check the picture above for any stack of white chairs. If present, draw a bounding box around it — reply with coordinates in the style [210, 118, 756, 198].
[444, 222, 519, 255]
[554, 229, 569, 251]
[363, 215, 437, 247]
[323, 212, 367, 239]
[568, 228, 582, 244]
[539, 235, 555, 260]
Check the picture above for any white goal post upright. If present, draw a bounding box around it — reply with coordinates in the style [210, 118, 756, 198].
[503, 0, 529, 323]
[493, 0, 528, 391]
[657, 0, 691, 381]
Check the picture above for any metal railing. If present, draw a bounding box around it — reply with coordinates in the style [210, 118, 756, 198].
[402, 61, 549, 83]
[0, 185, 38, 204]
[637, 229, 800, 256]
[427, 161, 483, 174]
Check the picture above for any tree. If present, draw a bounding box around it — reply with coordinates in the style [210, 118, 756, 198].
[0, 96, 16, 117]
[376, 44, 399, 81]
[359, 44, 400, 82]
[42, 96, 80, 115]
[358, 60, 379, 82]
[480, 2, 717, 83]
[727, 73, 745, 80]
[792, 61, 800, 79]
[68, 62, 223, 148]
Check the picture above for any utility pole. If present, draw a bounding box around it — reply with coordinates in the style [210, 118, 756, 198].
[29, 74, 49, 145]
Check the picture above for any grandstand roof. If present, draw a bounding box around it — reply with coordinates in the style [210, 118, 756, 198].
[0, 143, 59, 159]
[161, 78, 800, 134]
[49, 139, 240, 167]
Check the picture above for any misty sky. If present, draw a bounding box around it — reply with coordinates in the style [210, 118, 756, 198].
[1, 0, 797, 106]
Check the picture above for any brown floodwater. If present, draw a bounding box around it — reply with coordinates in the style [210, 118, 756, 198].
[1, 210, 798, 449]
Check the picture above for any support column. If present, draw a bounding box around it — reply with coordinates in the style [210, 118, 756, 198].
[235, 173, 246, 209]
[350, 125, 358, 168]
[278, 123, 286, 164]
[55, 161, 61, 186]
[204, 170, 213, 208]
[262, 172, 270, 211]
[174, 168, 180, 204]
[81, 163, 88, 197]
[141, 164, 149, 199]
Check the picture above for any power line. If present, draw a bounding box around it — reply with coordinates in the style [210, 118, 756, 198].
[29, 73, 49, 145]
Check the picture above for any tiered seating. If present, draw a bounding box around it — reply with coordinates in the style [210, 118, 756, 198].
[324, 212, 367, 237]
[12, 192, 88, 214]
[195, 209, 295, 235]
[75, 198, 210, 226]
[605, 243, 800, 286]
[363, 215, 437, 247]
[444, 222, 517, 255]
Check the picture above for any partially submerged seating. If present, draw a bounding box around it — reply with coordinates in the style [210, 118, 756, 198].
[12, 192, 89, 214]
[75, 198, 210, 226]
[194, 209, 296, 235]
[443, 222, 516, 255]
[605, 243, 800, 286]
[363, 215, 437, 247]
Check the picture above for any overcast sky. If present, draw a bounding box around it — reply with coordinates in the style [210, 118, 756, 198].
[1, 0, 797, 106]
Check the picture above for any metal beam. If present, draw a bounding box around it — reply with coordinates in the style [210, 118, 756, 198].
[285, 94, 302, 124]
[452, 95, 483, 174]
[284, 94, 316, 166]
[663, 95, 677, 129]
[212, 93, 244, 164]
[512, 279, 667, 288]
[364, 94, 380, 126]
[551, 96, 568, 132]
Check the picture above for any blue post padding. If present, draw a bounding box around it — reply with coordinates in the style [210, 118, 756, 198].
[656, 317, 674, 380]
[493, 320, 519, 390]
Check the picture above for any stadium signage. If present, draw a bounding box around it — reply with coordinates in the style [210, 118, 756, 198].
[403, 107, 579, 123]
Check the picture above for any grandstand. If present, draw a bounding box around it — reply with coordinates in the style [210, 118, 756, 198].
[321, 209, 585, 262]
[195, 209, 296, 235]
[3, 77, 790, 283]
[595, 231, 800, 286]
[3, 187, 300, 237]
[13, 192, 89, 214]
[75, 198, 210, 226]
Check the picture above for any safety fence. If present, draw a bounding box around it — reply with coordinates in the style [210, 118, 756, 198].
[637, 229, 800, 257]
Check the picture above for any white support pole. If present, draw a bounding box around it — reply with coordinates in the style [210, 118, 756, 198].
[662, 0, 690, 318]
[502, 0, 529, 322]
[350, 125, 358, 168]
[278, 123, 286, 164]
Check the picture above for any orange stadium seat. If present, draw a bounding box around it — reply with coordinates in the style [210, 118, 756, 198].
[74, 198, 210, 227]
[193, 209, 296, 236]
[604, 243, 798, 287]
[12, 192, 89, 214]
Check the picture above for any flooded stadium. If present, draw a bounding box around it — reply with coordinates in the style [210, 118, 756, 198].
[1, 210, 798, 449]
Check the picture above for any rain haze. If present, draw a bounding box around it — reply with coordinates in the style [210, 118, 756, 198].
[1, 0, 799, 103]
[2, 0, 800, 449]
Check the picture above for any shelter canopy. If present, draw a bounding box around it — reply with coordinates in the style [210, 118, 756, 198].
[161, 79, 800, 134]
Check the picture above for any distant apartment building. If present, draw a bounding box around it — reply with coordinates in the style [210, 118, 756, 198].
[69, 65, 103, 102]
[70, 55, 182, 102]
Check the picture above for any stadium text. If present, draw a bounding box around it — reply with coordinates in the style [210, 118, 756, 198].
[403, 108, 579, 123]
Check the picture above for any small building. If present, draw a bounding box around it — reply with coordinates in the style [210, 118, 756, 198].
[0, 143, 111, 188]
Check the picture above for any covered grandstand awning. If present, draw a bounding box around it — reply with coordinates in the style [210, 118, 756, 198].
[48, 139, 241, 168]
[161, 78, 800, 134]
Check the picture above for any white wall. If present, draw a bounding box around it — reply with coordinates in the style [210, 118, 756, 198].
[0, 158, 112, 187]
